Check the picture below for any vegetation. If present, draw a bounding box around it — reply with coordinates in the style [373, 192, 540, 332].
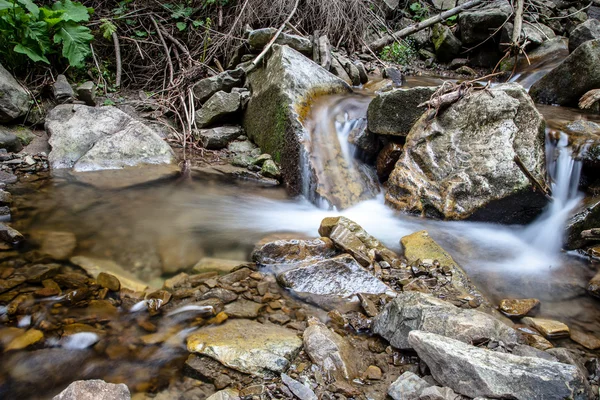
[380, 40, 417, 65]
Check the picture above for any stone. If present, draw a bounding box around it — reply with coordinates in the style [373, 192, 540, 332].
[223, 299, 264, 318]
[330, 54, 352, 85]
[0, 128, 22, 152]
[199, 288, 238, 304]
[195, 91, 241, 128]
[570, 329, 600, 350]
[5, 329, 43, 351]
[419, 386, 460, 400]
[206, 389, 240, 400]
[277, 254, 390, 297]
[53, 75, 74, 102]
[0, 63, 30, 122]
[383, 67, 404, 86]
[318, 35, 332, 70]
[337, 54, 361, 86]
[569, 19, 600, 52]
[281, 373, 317, 400]
[97, 272, 120, 291]
[355, 61, 369, 84]
[38, 231, 77, 260]
[388, 371, 431, 400]
[364, 365, 382, 380]
[522, 317, 570, 339]
[186, 319, 302, 375]
[456, 66, 477, 76]
[530, 39, 600, 106]
[498, 298, 540, 317]
[347, 118, 380, 157]
[566, 198, 600, 250]
[70, 256, 149, 293]
[46, 104, 175, 171]
[244, 45, 350, 195]
[193, 258, 240, 274]
[252, 237, 336, 266]
[459, 0, 513, 44]
[196, 126, 243, 149]
[261, 159, 281, 180]
[387, 83, 547, 223]
[248, 28, 312, 55]
[367, 87, 437, 136]
[17, 264, 60, 282]
[409, 330, 588, 400]
[52, 379, 131, 400]
[193, 68, 245, 103]
[227, 139, 256, 153]
[0, 222, 23, 245]
[0, 189, 12, 204]
[303, 318, 358, 380]
[432, 0, 456, 10]
[376, 142, 403, 181]
[432, 24, 462, 62]
[373, 292, 518, 350]
[76, 81, 96, 106]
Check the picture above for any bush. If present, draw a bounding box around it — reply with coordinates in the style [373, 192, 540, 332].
[380, 40, 417, 65]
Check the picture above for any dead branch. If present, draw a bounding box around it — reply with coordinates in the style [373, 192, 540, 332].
[579, 89, 600, 109]
[512, 0, 524, 48]
[112, 32, 122, 87]
[514, 154, 553, 200]
[150, 16, 174, 87]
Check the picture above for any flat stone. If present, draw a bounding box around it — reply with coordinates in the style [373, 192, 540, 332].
[186, 319, 302, 375]
[198, 288, 238, 304]
[388, 371, 431, 400]
[0, 223, 23, 246]
[224, 299, 264, 318]
[69, 164, 179, 190]
[251, 237, 336, 266]
[281, 373, 317, 400]
[498, 298, 540, 317]
[193, 258, 241, 274]
[70, 256, 149, 293]
[206, 389, 240, 400]
[52, 379, 131, 400]
[522, 317, 570, 339]
[365, 365, 382, 380]
[5, 329, 43, 351]
[570, 329, 600, 350]
[38, 231, 77, 260]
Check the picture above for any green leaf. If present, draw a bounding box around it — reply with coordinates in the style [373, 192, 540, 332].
[53, 22, 93, 67]
[0, 0, 12, 11]
[24, 21, 51, 52]
[192, 19, 204, 28]
[14, 43, 49, 63]
[53, 0, 91, 23]
[16, 0, 38, 15]
[410, 2, 421, 11]
[134, 30, 147, 37]
[176, 21, 187, 31]
[40, 8, 65, 27]
[100, 19, 117, 40]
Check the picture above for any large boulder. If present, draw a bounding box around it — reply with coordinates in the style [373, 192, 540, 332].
[409, 330, 589, 400]
[569, 19, 600, 53]
[45, 105, 175, 171]
[195, 91, 241, 128]
[244, 45, 351, 195]
[459, 0, 512, 44]
[248, 28, 312, 55]
[386, 83, 547, 223]
[530, 39, 600, 106]
[432, 24, 462, 62]
[0, 64, 30, 123]
[373, 292, 519, 350]
[193, 68, 245, 104]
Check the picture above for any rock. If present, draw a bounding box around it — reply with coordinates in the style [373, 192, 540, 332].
[0, 189, 11, 204]
[281, 373, 317, 400]
[409, 330, 589, 400]
[52, 379, 131, 400]
[248, 28, 312, 55]
[227, 139, 256, 153]
[5, 329, 43, 351]
[0, 63, 30, 122]
[251, 237, 336, 266]
[432, 24, 462, 62]
[38, 231, 77, 260]
[318, 35, 332, 70]
[223, 299, 264, 318]
[277, 254, 390, 297]
[376, 142, 403, 181]
[0, 128, 22, 152]
[336, 54, 361, 86]
[364, 365, 383, 380]
[303, 318, 359, 380]
[388, 371, 431, 400]
[46, 104, 175, 171]
[347, 118, 380, 157]
[70, 256, 149, 292]
[459, 0, 512, 44]
[196, 126, 243, 150]
[195, 91, 241, 128]
[570, 329, 600, 350]
[373, 292, 518, 350]
[329, 54, 352, 85]
[193, 68, 245, 103]
[522, 317, 570, 338]
[244, 44, 350, 194]
[498, 298, 540, 317]
[76, 81, 96, 106]
[387, 83, 547, 223]
[355, 61, 369, 84]
[530, 39, 600, 106]
[569, 19, 600, 52]
[383, 67, 404, 86]
[367, 87, 437, 136]
[53, 75, 74, 102]
[432, 0, 456, 10]
[419, 386, 460, 400]
[186, 319, 302, 376]
[0, 222, 23, 245]
[193, 258, 240, 275]
[261, 159, 280, 179]
[456, 66, 477, 76]
[97, 272, 120, 291]
[206, 389, 240, 400]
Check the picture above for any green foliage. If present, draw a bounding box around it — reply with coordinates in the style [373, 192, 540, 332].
[380, 41, 417, 65]
[0, 0, 93, 68]
[409, 2, 429, 21]
[100, 18, 117, 40]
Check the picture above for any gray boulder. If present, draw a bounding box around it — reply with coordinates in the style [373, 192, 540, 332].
[195, 91, 241, 128]
[248, 28, 312, 55]
[196, 126, 243, 149]
[459, 0, 512, 44]
[193, 68, 245, 104]
[367, 87, 437, 136]
[565, 197, 600, 249]
[388, 371, 431, 400]
[0, 63, 30, 123]
[52, 379, 130, 400]
[386, 83, 547, 223]
[432, 24, 462, 62]
[0, 128, 23, 152]
[530, 39, 600, 106]
[244, 44, 350, 195]
[373, 292, 519, 350]
[45, 104, 175, 171]
[569, 19, 600, 53]
[409, 330, 589, 400]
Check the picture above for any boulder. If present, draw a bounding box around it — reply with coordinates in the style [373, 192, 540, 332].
[347, 118, 380, 157]
[459, 0, 512, 44]
[373, 292, 519, 350]
[45, 105, 175, 171]
[0, 128, 23, 152]
[367, 87, 437, 136]
[530, 39, 600, 106]
[193, 68, 245, 103]
[569, 19, 600, 53]
[432, 24, 462, 62]
[408, 330, 589, 400]
[329, 54, 352, 85]
[195, 91, 241, 128]
[248, 28, 312, 55]
[76, 81, 96, 106]
[52, 379, 131, 400]
[244, 45, 350, 194]
[386, 83, 547, 223]
[53, 75, 74, 102]
[387, 371, 431, 400]
[565, 197, 600, 249]
[376, 142, 403, 181]
[196, 126, 243, 149]
[0, 63, 30, 123]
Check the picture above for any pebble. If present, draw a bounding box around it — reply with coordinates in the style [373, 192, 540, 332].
[364, 365, 382, 380]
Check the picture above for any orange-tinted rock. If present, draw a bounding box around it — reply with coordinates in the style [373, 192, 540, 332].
[498, 298, 540, 317]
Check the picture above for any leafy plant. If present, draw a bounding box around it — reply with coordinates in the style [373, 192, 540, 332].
[380, 41, 417, 65]
[0, 0, 94, 68]
[409, 2, 429, 22]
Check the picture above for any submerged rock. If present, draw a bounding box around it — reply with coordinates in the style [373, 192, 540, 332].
[70, 256, 149, 293]
[409, 330, 589, 400]
[0, 63, 30, 123]
[373, 292, 518, 350]
[386, 83, 547, 223]
[52, 379, 131, 400]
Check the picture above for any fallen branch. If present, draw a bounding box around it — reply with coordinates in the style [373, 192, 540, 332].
[112, 32, 122, 87]
[514, 155, 552, 201]
[150, 16, 174, 87]
[579, 89, 600, 109]
[368, 0, 484, 52]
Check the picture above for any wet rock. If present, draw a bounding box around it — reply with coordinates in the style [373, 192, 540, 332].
[530, 39, 600, 106]
[0, 128, 22, 152]
[0, 63, 30, 122]
[0, 222, 23, 245]
[387, 83, 547, 223]
[432, 24, 462, 62]
[570, 329, 600, 350]
[261, 159, 280, 180]
[523, 331, 554, 350]
[76, 81, 96, 106]
[252, 237, 336, 266]
[199, 288, 238, 304]
[70, 256, 149, 292]
[193, 258, 240, 275]
[522, 317, 570, 339]
[376, 142, 403, 181]
[318, 35, 332, 70]
[196, 126, 243, 150]
[337, 54, 361, 86]
[38, 231, 77, 260]
[329, 55, 352, 85]
[569, 19, 600, 53]
[193, 68, 245, 103]
[459, 0, 512, 44]
[409, 330, 589, 400]
[97, 272, 120, 292]
[186, 319, 302, 376]
[248, 28, 312, 55]
[373, 292, 518, 350]
[53, 75, 74, 102]
[195, 91, 241, 128]
[388, 371, 431, 400]
[158, 235, 205, 274]
[277, 254, 390, 297]
[589, 269, 600, 298]
[18, 264, 60, 282]
[46, 104, 175, 171]
[281, 373, 317, 400]
[367, 87, 436, 137]
[303, 317, 359, 380]
[224, 299, 264, 318]
[347, 118, 380, 158]
[206, 389, 240, 400]
[566, 198, 600, 250]
[244, 44, 350, 195]
[498, 298, 540, 317]
[383, 67, 404, 87]
[52, 379, 131, 400]
[419, 386, 460, 400]
[5, 329, 43, 351]
[218, 267, 252, 286]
